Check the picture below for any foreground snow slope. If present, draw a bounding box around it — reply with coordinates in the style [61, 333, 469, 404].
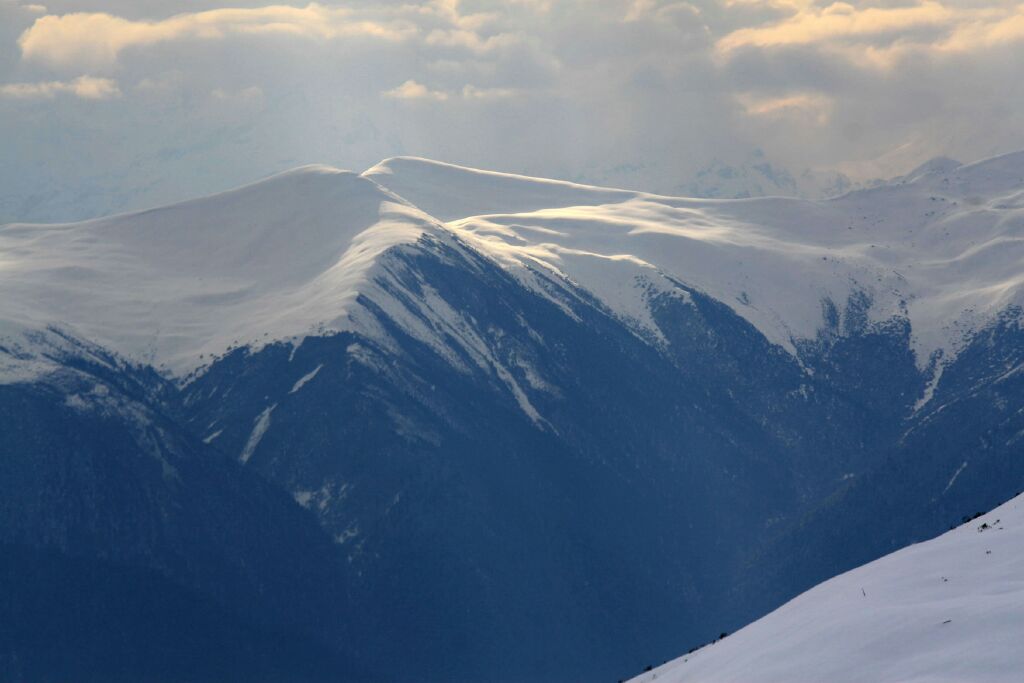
[628, 494, 1024, 683]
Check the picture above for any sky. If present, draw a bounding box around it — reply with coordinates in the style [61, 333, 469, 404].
[3, 0, 1024, 221]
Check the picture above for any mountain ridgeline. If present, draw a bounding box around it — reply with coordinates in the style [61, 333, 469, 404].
[2, 154, 1024, 681]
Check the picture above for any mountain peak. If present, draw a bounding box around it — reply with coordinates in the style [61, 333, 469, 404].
[363, 156, 636, 221]
[899, 156, 962, 184]
[0, 165, 438, 377]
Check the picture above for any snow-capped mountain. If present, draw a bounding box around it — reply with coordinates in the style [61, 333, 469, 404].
[576, 150, 863, 201]
[628, 494, 1024, 683]
[0, 149, 857, 227]
[366, 153, 1024, 367]
[6, 151, 1018, 378]
[2, 152, 1023, 682]
[0, 166, 443, 376]
[673, 152, 860, 200]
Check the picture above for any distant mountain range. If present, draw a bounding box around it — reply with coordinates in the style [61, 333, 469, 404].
[0, 149, 887, 226]
[577, 149, 873, 201]
[669, 150, 864, 199]
[2, 152, 1023, 682]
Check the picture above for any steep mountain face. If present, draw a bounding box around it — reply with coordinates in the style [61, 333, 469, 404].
[736, 310, 1024, 622]
[0, 544, 353, 683]
[182, 240, 819, 681]
[2, 152, 1024, 682]
[628, 494, 1024, 683]
[0, 335, 363, 682]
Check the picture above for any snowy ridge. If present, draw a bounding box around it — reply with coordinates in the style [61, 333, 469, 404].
[627, 493, 1024, 683]
[0, 320, 155, 390]
[4, 152, 1024, 385]
[370, 153, 1024, 365]
[362, 156, 639, 221]
[0, 165, 440, 379]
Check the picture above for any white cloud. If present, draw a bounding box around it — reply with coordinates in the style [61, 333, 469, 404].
[17, 3, 418, 70]
[423, 27, 524, 53]
[460, 84, 518, 100]
[717, 1, 956, 53]
[383, 80, 519, 102]
[383, 79, 449, 101]
[716, 1, 1024, 66]
[212, 85, 263, 102]
[0, 74, 120, 99]
[736, 91, 833, 126]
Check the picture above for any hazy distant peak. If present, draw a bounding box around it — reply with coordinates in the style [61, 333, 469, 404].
[897, 156, 963, 184]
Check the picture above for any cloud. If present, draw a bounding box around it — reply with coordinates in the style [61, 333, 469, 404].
[3, 1, 1024, 224]
[383, 79, 520, 102]
[717, 1, 955, 53]
[937, 5, 1024, 52]
[460, 84, 518, 100]
[211, 84, 264, 103]
[383, 79, 449, 101]
[17, 3, 418, 70]
[736, 91, 833, 126]
[716, 1, 1024, 66]
[423, 27, 525, 53]
[0, 74, 120, 99]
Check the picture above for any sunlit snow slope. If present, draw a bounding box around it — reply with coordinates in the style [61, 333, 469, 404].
[0, 166, 441, 375]
[370, 153, 1024, 364]
[628, 494, 1024, 683]
[4, 152, 1024, 384]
